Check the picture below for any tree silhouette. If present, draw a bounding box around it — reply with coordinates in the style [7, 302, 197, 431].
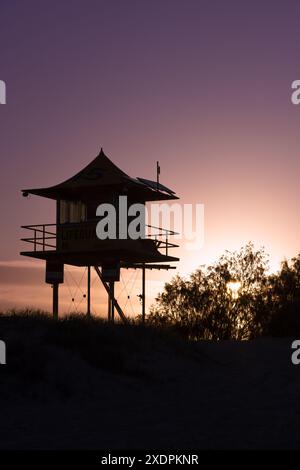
[268, 254, 300, 336]
[148, 243, 273, 340]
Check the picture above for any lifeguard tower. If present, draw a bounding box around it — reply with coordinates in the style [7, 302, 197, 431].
[20, 149, 179, 322]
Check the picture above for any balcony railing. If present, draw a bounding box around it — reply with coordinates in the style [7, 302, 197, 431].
[21, 224, 57, 251]
[145, 224, 178, 256]
[21, 222, 179, 256]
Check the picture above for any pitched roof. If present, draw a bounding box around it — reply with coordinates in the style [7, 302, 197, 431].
[22, 148, 178, 202]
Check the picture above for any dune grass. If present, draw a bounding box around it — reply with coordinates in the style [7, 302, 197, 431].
[0, 309, 201, 402]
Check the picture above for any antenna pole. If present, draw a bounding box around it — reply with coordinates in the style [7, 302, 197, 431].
[156, 161, 160, 191]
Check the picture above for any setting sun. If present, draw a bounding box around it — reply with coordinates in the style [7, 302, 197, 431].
[226, 281, 242, 299]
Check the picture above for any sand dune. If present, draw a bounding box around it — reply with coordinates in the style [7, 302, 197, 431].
[0, 313, 299, 449]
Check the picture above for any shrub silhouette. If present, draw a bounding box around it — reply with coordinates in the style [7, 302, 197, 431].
[148, 243, 300, 340]
[268, 254, 300, 336]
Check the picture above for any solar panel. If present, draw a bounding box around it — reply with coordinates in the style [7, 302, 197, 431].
[136, 177, 176, 195]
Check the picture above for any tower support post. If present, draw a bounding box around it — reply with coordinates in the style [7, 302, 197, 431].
[108, 287, 111, 321]
[52, 283, 59, 320]
[142, 264, 146, 323]
[109, 281, 115, 323]
[87, 266, 91, 317]
[94, 266, 128, 324]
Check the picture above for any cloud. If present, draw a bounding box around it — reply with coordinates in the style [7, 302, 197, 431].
[0, 259, 44, 269]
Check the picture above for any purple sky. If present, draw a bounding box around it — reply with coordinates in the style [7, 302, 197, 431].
[1, 0, 300, 313]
